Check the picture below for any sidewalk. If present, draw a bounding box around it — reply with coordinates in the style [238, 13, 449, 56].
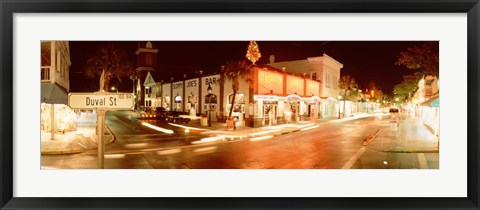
[41, 123, 114, 155]
[365, 116, 439, 153]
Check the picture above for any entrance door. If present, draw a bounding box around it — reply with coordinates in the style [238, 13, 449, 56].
[291, 103, 299, 122]
[263, 104, 277, 126]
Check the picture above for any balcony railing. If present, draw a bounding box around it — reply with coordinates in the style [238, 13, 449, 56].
[41, 66, 51, 82]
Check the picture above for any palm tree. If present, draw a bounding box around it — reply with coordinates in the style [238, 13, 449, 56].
[221, 60, 253, 121]
[85, 42, 134, 92]
[338, 75, 359, 118]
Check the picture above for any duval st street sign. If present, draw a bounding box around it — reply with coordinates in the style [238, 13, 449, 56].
[68, 92, 134, 109]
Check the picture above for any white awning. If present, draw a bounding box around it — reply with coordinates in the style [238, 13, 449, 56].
[41, 83, 68, 104]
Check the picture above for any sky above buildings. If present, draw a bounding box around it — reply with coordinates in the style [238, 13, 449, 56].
[69, 41, 430, 94]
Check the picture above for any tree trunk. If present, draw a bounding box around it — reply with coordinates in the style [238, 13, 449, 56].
[228, 90, 236, 119]
[343, 98, 346, 118]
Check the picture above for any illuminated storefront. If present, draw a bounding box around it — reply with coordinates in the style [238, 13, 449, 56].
[41, 41, 72, 140]
[162, 83, 171, 111]
[250, 67, 324, 127]
[321, 97, 338, 118]
[172, 81, 183, 112]
[41, 103, 77, 133]
[201, 75, 220, 121]
[227, 93, 246, 125]
[139, 65, 337, 127]
[185, 78, 199, 116]
[253, 95, 279, 126]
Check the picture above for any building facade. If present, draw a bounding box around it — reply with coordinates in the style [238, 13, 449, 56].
[413, 75, 439, 136]
[267, 53, 343, 118]
[40, 41, 73, 139]
[134, 43, 345, 127]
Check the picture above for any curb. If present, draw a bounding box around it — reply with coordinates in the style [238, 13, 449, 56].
[41, 149, 96, 155]
[385, 149, 439, 153]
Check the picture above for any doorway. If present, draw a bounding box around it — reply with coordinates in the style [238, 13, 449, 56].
[263, 104, 277, 126]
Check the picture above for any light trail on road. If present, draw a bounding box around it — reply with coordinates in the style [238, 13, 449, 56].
[250, 135, 274, 141]
[141, 122, 174, 134]
[168, 123, 208, 131]
[300, 125, 320, 131]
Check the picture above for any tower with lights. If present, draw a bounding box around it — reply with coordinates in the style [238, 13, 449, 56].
[135, 41, 158, 108]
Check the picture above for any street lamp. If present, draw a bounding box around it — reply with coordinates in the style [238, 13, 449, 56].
[130, 74, 138, 110]
[207, 84, 213, 127]
[338, 95, 342, 119]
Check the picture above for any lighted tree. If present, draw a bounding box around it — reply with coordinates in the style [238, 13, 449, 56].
[85, 42, 134, 92]
[393, 71, 424, 100]
[245, 41, 261, 65]
[221, 60, 253, 122]
[395, 42, 439, 77]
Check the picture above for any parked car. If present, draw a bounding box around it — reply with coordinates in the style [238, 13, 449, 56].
[155, 107, 169, 121]
[139, 107, 158, 119]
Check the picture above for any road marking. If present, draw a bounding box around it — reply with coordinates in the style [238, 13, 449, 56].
[342, 147, 366, 169]
[417, 153, 429, 169]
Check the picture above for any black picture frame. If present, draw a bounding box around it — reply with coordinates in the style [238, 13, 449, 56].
[1, 0, 479, 209]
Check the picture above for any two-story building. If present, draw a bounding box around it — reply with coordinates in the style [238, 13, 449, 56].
[267, 53, 343, 118]
[41, 41, 74, 140]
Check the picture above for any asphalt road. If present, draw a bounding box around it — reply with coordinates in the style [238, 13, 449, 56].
[41, 112, 438, 169]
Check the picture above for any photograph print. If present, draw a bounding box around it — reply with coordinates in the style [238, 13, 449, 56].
[40, 41, 439, 169]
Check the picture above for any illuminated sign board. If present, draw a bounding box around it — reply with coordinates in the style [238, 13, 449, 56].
[172, 82, 183, 90]
[254, 95, 277, 101]
[258, 70, 283, 94]
[286, 76, 304, 95]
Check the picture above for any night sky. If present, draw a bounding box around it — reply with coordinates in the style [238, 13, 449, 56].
[69, 41, 429, 94]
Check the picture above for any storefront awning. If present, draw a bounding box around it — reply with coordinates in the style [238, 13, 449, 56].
[286, 94, 301, 103]
[420, 95, 439, 108]
[41, 83, 68, 104]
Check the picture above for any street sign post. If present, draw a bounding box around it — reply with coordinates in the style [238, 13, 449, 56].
[68, 92, 134, 169]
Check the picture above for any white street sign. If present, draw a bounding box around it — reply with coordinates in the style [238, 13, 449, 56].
[68, 92, 134, 109]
